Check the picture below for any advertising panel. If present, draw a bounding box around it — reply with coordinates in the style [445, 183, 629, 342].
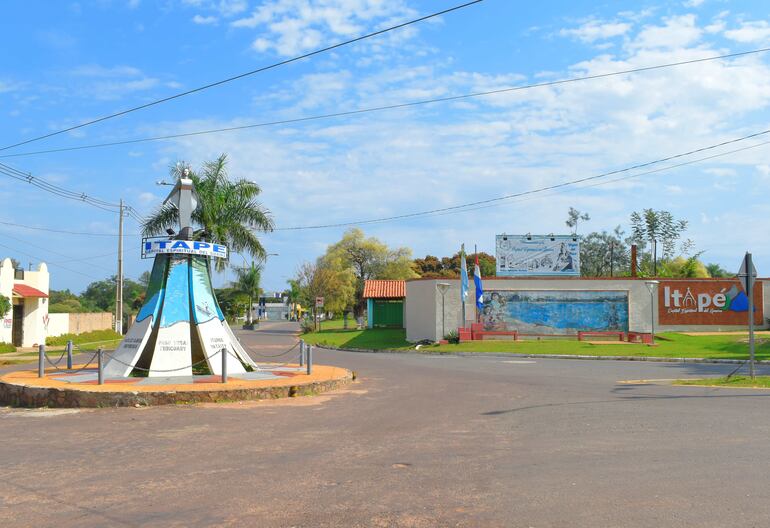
[480, 290, 629, 335]
[496, 235, 580, 276]
[142, 239, 228, 259]
[658, 280, 763, 326]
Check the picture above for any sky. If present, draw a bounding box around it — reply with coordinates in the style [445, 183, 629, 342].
[2, 0, 770, 293]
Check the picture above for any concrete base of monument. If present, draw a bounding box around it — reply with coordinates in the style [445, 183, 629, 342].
[0, 363, 352, 408]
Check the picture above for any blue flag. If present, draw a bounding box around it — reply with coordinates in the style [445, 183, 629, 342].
[460, 245, 469, 304]
[474, 254, 484, 310]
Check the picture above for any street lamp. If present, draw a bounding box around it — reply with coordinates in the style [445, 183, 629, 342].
[645, 280, 659, 345]
[437, 282, 450, 340]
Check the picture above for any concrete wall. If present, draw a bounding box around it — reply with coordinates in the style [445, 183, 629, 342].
[67, 312, 113, 335]
[46, 313, 70, 337]
[0, 259, 13, 344]
[405, 277, 770, 342]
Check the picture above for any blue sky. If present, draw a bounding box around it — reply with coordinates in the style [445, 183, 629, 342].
[2, 0, 770, 293]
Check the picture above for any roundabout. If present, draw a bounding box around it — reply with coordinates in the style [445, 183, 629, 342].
[0, 362, 352, 407]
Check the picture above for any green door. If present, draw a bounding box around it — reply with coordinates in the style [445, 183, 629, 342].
[372, 300, 403, 328]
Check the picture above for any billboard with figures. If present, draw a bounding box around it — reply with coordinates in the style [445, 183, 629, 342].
[496, 235, 580, 276]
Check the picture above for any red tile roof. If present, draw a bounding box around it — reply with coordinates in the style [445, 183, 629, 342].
[12, 284, 48, 298]
[362, 280, 405, 299]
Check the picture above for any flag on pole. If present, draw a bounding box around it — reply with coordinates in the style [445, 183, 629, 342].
[474, 254, 484, 310]
[460, 244, 469, 303]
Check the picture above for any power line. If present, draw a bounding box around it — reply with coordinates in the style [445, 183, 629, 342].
[0, 240, 99, 280]
[274, 126, 770, 230]
[0, 0, 484, 153]
[3, 46, 769, 159]
[0, 231, 115, 274]
[0, 219, 141, 237]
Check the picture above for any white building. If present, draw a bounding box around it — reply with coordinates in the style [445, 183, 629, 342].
[0, 258, 49, 348]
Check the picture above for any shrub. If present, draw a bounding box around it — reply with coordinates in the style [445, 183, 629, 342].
[0, 342, 15, 354]
[300, 318, 315, 334]
[46, 329, 122, 347]
[444, 330, 460, 344]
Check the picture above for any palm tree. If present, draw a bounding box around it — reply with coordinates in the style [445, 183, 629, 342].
[142, 154, 274, 270]
[235, 261, 262, 326]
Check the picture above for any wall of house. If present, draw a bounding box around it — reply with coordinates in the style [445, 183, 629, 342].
[0, 258, 14, 344]
[405, 277, 770, 342]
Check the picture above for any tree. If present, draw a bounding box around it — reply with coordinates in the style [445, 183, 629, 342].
[660, 255, 709, 278]
[413, 252, 496, 278]
[215, 287, 250, 322]
[579, 227, 630, 277]
[706, 263, 731, 278]
[323, 228, 417, 316]
[142, 154, 274, 271]
[235, 262, 262, 325]
[566, 207, 590, 235]
[138, 271, 151, 288]
[0, 294, 10, 317]
[293, 260, 355, 317]
[630, 209, 689, 274]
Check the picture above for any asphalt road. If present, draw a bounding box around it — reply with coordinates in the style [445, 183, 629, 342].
[2, 321, 770, 527]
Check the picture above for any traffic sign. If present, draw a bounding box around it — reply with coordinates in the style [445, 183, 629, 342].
[738, 252, 757, 294]
[315, 296, 324, 308]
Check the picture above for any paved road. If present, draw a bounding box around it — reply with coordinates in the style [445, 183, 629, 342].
[2, 321, 770, 527]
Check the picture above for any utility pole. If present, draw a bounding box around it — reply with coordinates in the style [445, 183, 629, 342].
[115, 199, 124, 334]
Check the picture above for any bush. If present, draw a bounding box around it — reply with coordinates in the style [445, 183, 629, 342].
[444, 330, 460, 344]
[300, 318, 315, 334]
[46, 329, 122, 347]
[0, 342, 15, 354]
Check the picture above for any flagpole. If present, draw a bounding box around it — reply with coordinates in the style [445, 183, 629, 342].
[461, 244, 466, 328]
[475, 244, 478, 323]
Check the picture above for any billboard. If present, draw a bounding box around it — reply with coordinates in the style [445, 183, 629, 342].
[142, 239, 228, 259]
[480, 290, 629, 335]
[658, 280, 763, 326]
[496, 235, 580, 276]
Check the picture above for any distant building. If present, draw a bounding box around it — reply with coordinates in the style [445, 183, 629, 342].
[0, 258, 49, 347]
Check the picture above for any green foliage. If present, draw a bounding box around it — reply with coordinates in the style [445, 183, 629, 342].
[0, 294, 10, 317]
[141, 154, 274, 271]
[706, 263, 732, 278]
[46, 329, 122, 347]
[235, 261, 262, 324]
[413, 251, 496, 278]
[300, 317, 316, 334]
[444, 330, 460, 344]
[0, 342, 16, 354]
[659, 255, 710, 278]
[580, 227, 630, 277]
[215, 287, 250, 322]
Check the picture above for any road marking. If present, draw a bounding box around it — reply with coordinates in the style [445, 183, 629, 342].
[501, 360, 536, 364]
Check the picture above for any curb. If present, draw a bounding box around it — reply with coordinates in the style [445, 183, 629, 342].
[0, 371, 352, 408]
[311, 344, 767, 365]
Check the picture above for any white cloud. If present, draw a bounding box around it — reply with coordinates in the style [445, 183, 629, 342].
[560, 20, 631, 43]
[683, 0, 704, 7]
[71, 64, 142, 77]
[69, 64, 161, 100]
[724, 20, 770, 43]
[630, 14, 701, 50]
[231, 0, 417, 56]
[192, 14, 218, 25]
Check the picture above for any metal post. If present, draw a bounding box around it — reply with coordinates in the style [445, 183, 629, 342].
[299, 340, 305, 367]
[748, 253, 756, 379]
[66, 340, 73, 370]
[441, 294, 446, 337]
[649, 289, 656, 346]
[38, 344, 45, 378]
[97, 348, 104, 385]
[221, 347, 228, 383]
[306, 345, 312, 375]
[116, 199, 124, 335]
[609, 242, 614, 277]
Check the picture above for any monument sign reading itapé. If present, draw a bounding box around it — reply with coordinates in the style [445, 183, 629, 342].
[104, 172, 257, 377]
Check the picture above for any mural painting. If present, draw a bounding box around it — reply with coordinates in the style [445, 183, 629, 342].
[480, 290, 629, 335]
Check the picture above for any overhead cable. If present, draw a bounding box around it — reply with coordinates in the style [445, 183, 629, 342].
[0, 0, 484, 153]
[274, 126, 770, 230]
[3, 46, 769, 159]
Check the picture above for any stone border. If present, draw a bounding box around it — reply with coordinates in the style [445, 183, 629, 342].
[0, 367, 352, 408]
[314, 344, 768, 365]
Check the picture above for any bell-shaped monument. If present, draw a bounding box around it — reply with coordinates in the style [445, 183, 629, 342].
[104, 174, 257, 377]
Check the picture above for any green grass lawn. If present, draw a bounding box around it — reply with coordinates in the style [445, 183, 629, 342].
[46, 329, 124, 350]
[677, 376, 770, 388]
[302, 328, 770, 360]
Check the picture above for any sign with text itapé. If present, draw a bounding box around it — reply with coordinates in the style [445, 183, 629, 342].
[142, 239, 228, 259]
[658, 280, 763, 326]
